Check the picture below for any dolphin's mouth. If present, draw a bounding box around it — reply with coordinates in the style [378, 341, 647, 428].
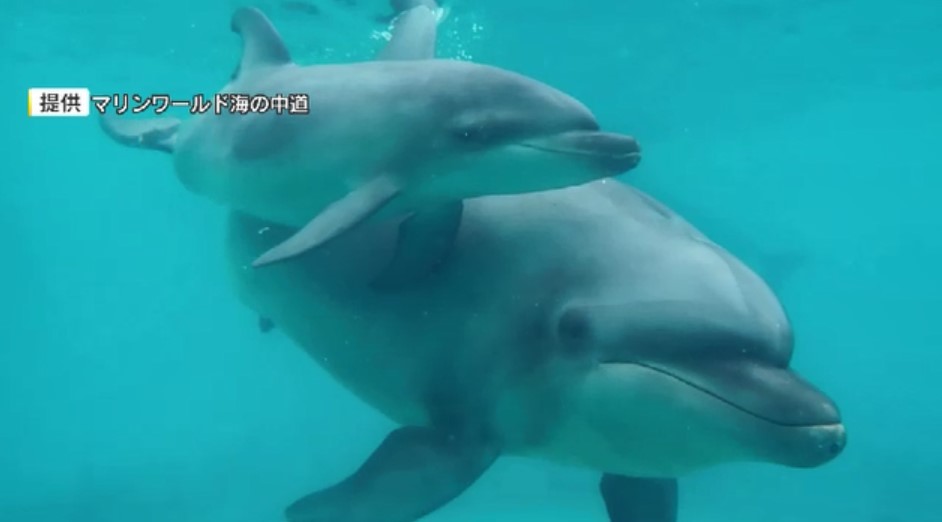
[601, 360, 842, 429]
[519, 131, 642, 173]
[593, 359, 846, 469]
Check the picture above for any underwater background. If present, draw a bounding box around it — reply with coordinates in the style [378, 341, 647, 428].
[2, 0, 940, 521]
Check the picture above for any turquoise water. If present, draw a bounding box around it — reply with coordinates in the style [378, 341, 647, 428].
[3, 0, 940, 521]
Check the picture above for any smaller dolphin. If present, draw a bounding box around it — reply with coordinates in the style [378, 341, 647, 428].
[100, 5, 641, 279]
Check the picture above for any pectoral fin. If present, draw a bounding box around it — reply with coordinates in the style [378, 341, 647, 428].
[599, 474, 678, 522]
[252, 175, 401, 268]
[286, 426, 498, 522]
[99, 115, 180, 154]
[371, 201, 463, 292]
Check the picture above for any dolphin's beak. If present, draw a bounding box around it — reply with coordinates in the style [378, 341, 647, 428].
[519, 131, 642, 173]
[628, 360, 847, 468]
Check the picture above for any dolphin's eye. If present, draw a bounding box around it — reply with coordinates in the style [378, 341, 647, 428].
[557, 308, 593, 355]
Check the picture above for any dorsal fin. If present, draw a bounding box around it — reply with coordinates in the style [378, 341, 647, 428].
[230, 7, 292, 80]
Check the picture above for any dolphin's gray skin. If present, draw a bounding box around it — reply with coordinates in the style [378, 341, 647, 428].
[99, 4, 641, 277]
[380, 0, 448, 25]
[224, 180, 846, 522]
[275, 0, 447, 25]
[375, 0, 442, 61]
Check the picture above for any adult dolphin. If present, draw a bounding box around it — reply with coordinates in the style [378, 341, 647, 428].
[224, 180, 846, 522]
[99, 4, 641, 276]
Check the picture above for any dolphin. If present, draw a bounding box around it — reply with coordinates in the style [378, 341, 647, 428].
[99, 4, 641, 280]
[224, 179, 846, 522]
[276, 0, 449, 26]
